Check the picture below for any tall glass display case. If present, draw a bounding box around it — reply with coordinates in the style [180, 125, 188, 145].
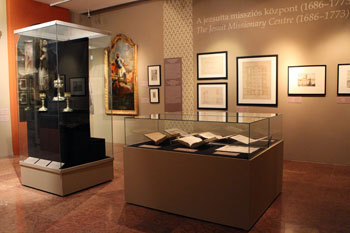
[15, 21, 112, 173]
[124, 112, 282, 159]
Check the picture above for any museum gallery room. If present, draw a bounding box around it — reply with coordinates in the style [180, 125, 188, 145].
[0, 0, 350, 232]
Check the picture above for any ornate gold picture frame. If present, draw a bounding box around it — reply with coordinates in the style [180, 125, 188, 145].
[105, 34, 138, 115]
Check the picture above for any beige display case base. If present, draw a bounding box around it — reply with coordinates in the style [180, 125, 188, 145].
[124, 141, 283, 230]
[20, 157, 114, 196]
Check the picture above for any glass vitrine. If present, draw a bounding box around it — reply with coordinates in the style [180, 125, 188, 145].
[15, 20, 112, 168]
[124, 112, 282, 159]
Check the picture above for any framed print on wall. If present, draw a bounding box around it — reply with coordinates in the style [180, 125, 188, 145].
[288, 65, 326, 96]
[337, 64, 350, 96]
[197, 51, 227, 80]
[149, 88, 160, 104]
[105, 34, 138, 115]
[237, 55, 278, 106]
[197, 83, 227, 110]
[148, 65, 161, 86]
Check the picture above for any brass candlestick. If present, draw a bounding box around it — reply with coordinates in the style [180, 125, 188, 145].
[53, 76, 65, 101]
[38, 92, 48, 112]
[63, 92, 73, 112]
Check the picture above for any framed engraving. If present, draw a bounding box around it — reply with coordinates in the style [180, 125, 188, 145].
[237, 55, 278, 106]
[19, 92, 28, 105]
[197, 51, 227, 80]
[69, 77, 86, 96]
[197, 83, 227, 110]
[337, 64, 350, 96]
[288, 65, 326, 96]
[19, 78, 28, 91]
[148, 65, 161, 86]
[149, 88, 160, 104]
[105, 34, 138, 115]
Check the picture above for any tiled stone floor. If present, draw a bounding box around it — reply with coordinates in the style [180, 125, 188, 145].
[0, 148, 349, 233]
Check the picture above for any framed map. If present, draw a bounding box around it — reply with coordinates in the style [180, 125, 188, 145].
[288, 65, 326, 96]
[105, 34, 138, 115]
[197, 51, 227, 80]
[197, 83, 227, 110]
[237, 55, 278, 106]
[337, 64, 350, 96]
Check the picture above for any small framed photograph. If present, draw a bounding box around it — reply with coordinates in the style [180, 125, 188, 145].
[19, 78, 28, 91]
[237, 55, 278, 106]
[337, 64, 350, 96]
[70, 77, 86, 96]
[288, 65, 326, 96]
[19, 92, 28, 105]
[197, 83, 227, 110]
[148, 65, 161, 86]
[197, 51, 227, 80]
[149, 88, 160, 104]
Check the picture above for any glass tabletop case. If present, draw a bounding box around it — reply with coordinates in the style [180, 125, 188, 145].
[124, 112, 282, 159]
[15, 20, 113, 168]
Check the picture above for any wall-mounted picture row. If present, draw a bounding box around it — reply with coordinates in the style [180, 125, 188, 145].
[197, 51, 227, 80]
[148, 65, 161, 86]
[197, 83, 227, 110]
[338, 64, 350, 96]
[288, 65, 326, 96]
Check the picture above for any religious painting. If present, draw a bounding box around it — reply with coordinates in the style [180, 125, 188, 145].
[288, 65, 326, 96]
[237, 55, 278, 106]
[105, 34, 138, 115]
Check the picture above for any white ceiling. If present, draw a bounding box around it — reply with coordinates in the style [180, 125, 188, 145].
[35, 0, 140, 13]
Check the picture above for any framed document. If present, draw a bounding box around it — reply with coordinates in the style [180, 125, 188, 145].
[149, 88, 160, 104]
[19, 78, 28, 91]
[337, 64, 350, 96]
[197, 51, 227, 80]
[148, 65, 161, 86]
[288, 65, 326, 96]
[237, 55, 278, 106]
[197, 83, 227, 110]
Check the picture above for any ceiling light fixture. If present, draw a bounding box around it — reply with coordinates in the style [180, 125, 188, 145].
[50, 0, 72, 7]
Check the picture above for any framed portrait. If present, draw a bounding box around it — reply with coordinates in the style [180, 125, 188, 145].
[19, 92, 28, 105]
[149, 88, 160, 104]
[148, 65, 161, 86]
[337, 64, 350, 96]
[70, 77, 86, 96]
[105, 34, 138, 115]
[237, 55, 278, 106]
[19, 78, 28, 91]
[197, 51, 227, 80]
[288, 65, 326, 96]
[197, 83, 227, 110]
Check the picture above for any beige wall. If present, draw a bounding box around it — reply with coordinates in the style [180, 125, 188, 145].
[193, 0, 350, 165]
[74, 0, 350, 165]
[0, 0, 13, 157]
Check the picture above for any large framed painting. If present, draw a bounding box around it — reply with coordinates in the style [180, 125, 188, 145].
[105, 34, 138, 115]
[237, 55, 278, 106]
[288, 65, 326, 96]
[197, 83, 227, 110]
[197, 51, 227, 80]
[337, 64, 350, 96]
